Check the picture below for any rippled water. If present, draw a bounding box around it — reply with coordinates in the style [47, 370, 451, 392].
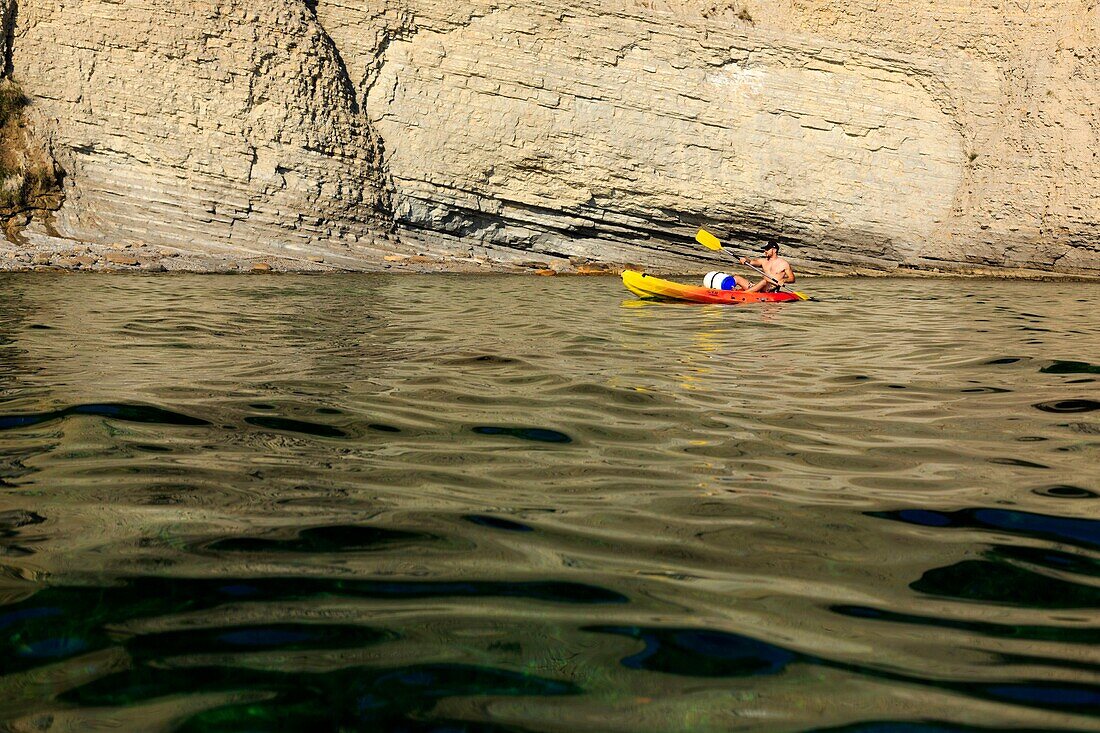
[0, 273, 1097, 732]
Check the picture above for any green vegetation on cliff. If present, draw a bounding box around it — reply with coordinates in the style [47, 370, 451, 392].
[0, 80, 60, 215]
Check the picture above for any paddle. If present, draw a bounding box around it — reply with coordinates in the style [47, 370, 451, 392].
[695, 229, 808, 300]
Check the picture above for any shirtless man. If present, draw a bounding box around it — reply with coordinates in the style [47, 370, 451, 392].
[731, 241, 795, 293]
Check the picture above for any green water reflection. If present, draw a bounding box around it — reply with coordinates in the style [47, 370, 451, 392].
[0, 274, 1097, 731]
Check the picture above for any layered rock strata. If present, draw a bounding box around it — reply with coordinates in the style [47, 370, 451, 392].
[10, 0, 393, 266]
[5, 0, 1099, 274]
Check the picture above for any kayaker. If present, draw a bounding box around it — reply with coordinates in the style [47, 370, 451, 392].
[732, 241, 795, 293]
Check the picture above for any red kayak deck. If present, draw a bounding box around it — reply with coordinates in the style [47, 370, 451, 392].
[621, 270, 804, 304]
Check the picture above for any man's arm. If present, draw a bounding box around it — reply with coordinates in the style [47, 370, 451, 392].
[782, 263, 795, 284]
[739, 257, 784, 285]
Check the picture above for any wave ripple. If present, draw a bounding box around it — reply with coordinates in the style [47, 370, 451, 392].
[0, 273, 1097, 731]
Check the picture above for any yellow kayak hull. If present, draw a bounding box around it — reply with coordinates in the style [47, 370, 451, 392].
[621, 270, 804, 304]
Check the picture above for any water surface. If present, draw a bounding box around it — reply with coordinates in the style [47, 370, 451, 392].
[0, 274, 1097, 732]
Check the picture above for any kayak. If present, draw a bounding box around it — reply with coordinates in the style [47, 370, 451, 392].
[621, 270, 803, 304]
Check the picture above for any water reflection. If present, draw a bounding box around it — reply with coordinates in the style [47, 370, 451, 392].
[0, 274, 1098, 731]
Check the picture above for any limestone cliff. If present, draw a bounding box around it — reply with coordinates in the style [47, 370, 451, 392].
[0, 1, 60, 228]
[10, 0, 392, 264]
[6, 0, 1099, 274]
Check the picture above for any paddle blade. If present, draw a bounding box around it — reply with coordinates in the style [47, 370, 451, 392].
[792, 291, 809, 301]
[695, 228, 723, 251]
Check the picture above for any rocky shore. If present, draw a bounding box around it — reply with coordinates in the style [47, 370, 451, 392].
[4, 228, 1095, 280]
[0, 228, 628, 275]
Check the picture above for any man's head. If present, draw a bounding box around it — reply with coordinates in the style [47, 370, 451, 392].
[763, 240, 779, 259]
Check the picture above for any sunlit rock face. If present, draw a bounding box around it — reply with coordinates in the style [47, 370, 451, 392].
[10, 0, 392, 261]
[9, 0, 1100, 274]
